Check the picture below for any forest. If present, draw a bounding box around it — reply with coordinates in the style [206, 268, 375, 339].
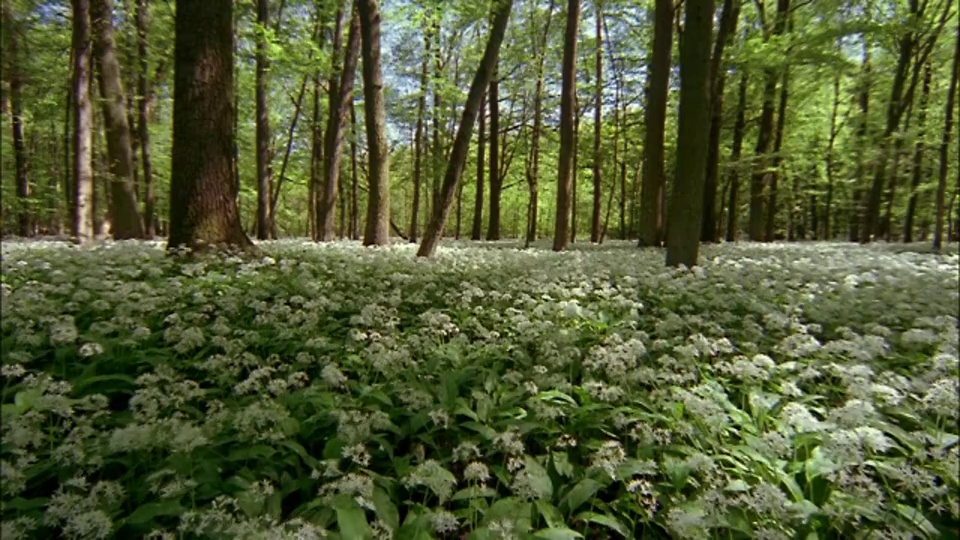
[1, 0, 959, 539]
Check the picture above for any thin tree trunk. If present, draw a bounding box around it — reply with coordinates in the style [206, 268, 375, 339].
[309, 71, 322, 239]
[850, 39, 871, 242]
[665, 0, 715, 267]
[638, 0, 673, 247]
[571, 93, 580, 244]
[64, 61, 74, 229]
[168, 0, 252, 251]
[319, 10, 360, 241]
[472, 94, 486, 240]
[358, 0, 391, 246]
[91, 0, 144, 239]
[417, 0, 514, 257]
[526, 0, 556, 246]
[3, 5, 31, 237]
[933, 18, 959, 251]
[701, 0, 740, 242]
[591, 0, 603, 243]
[487, 74, 502, 240]
[553, 0, 580, 251]
[135, 0, 155, 238]
[270, 72, 313, 233]
[823, 72, 840, 240]
[350, 101, 359, 239]
[765, 61, 790, 242]
[410, 26, 430, 243]
[725, 68, 748, 241]
[255, 0, 272, 240]
[72, 0, 95, 243]
[904, 63, 932, 243]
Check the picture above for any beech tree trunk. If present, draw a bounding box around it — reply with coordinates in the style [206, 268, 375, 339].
[91, 0, 144, 239]
[487, 74, 502, 240]
[135, 0, 156, 238]
[358, 0, 391, 246]
[71, 0, 95, 243]
[255, 0, 272, 240]
[417, 0, 513, 258]
[350, 101, 359, 239]
[410, 27, 429, 243]
[4, 4, 31, 237]
[526, 1, 554, 245]
[591, 0, 603, 243]
[553, 0, 580, 252]
[700, 0, 740, 242]
[168, 0, 252, 251]
[472, 94, 486, 241]
[933, 18, 959, 251]
[725, 68, 748, 241]
[903, 63, 932, 243]
[318, 11, 361, 241]
[638, 0, 673, 247]
[665, 0, 714, 267]
[765, 63, 790, 242]
[823, 72, 840, 240]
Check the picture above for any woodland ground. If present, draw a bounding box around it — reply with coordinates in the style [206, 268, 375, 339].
[1, 239, 958, 540]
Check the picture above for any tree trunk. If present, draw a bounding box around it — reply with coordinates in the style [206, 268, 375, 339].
[526, 0, 557, 246]
[91, 0, 144, 239]
[553, 0, 581, 251]
[638, 0, 673, 247]
[358, 0, 390, 246]
[416, 0, 513, 258]
[71, 0, 95, 243]
[665, 0, 714, 267]
[487, 74, 502, 240]
[765, 62, 789, 242]
[933, 18, 959, 251]
[4, 5, 31, 237]
[591, 0, 603, 243]
[318, 11, 361, 241]
[309, 70, 323, 240]
[823, 72, 840, 240]
[849, 40, 871, 242]
[725, 68, 748, 241]
[472, 94, 486, 240]
[255, 0, 272, 240]
[168, 0, 252, 251]
[410, 37, 429, 242]
[571, 93, 580, 244]
[903, 63, 932, 243]
[350, 101, 359, 239]
[700, 0, 740, 242]
[135, 0, 156, 238]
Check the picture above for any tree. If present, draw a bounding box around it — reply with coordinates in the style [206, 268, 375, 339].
[903, 63, 932, 243]
[357, 0, 390, 246]
[526, 0, 556, 246]
[410, 20, 430, 244]
[933, 17, 959, 251]
[638, 0, 673, 247]
[487, 73, 502, 240]
[591, 0, 603, 244]
[255, 0, 272, 240]
[71, 0, 95, 243]
[417, 0, 514, 258]
[168, 0, 252, 251]
[553, 0, 581, 252]
[724, 68, 748, 241]
[472, 93, 486, 241]
[91, 0, 144, 239]
[318, 10, 361, 241]
[135, 0, 156, 238]
[3, 3, 30, 237]
[665, 0, 714, 266]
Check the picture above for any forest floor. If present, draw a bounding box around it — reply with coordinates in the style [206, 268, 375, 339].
[1, 239, 958, 539]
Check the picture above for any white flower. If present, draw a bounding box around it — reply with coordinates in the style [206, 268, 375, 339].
[79, 342, 104, 357]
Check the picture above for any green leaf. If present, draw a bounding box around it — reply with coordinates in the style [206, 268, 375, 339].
[534, 500, 565, 529]
[462, 421, 498, 440]
[551, 452, 574, 478]
[124, 500, 185, 526]
[452, 486, 497, 500]
[560, 478, 604, 514]
[533, 528, 585, 540]
[73, 373, 136, 396]
[573, 512, 630, 539]
[372, 488, 400, 531]
[333, 494, 372, 539]
[894, 504, 938, 538]
[2, 497, 49, 512]
[14, 388, 42, 414]
[524, 456, 554, 499]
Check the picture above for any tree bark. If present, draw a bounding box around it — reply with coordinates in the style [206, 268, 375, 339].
[318, 11, 360, 241]
[823, 72, 840, 240]
[591, 0, 603, 243]
[410, 27, 430, 243]
[350, 100, 359, 239]
[903, 63, 932, 243]
[553, 0, 581, 251]
[487, 73, 502, 240]
[91, 0, 144, 239]
[417, 0, 514, 258]
[255, 0, 272, 240]
[71, 0, 95, 243]
[472, 94, 486, 240]
[4, 4, 31, 237]
[700, 0, 740, 242]
[849, 40, 871, 242]
[725, 68, 748, 241]
[358, 0, 391, 246]
[135, 0, 156, 238]
[527, 1, 556, 246]
[665, 0, 714, 267]
[933, 18, 959, 251]
[638, 0, 673, 247]
[168, 0, 252, 251]
[765, 61, 790, 242]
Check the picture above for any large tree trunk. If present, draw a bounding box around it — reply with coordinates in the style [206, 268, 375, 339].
[487, 74, 502, 240]
[318, 11, 361, 241]
[903, 63, 932, 243]
[665, 0, 714, 267]
[700, 0, 740, 242]
[590, 0, 603, 243]
[91, 0, 144, 239]
[638, 0, 673, 247]
[71, 0, 95, 243]
[765, 61, 790, 242]
[725, 68, 748, 241]
[358, 0, 391, 246]
[472, 94, 486, 240]
[168, 0, 252, 251]
[416, 0, 513, 258]
[933, 18, 959, 251]
[135, 0, 156, 238]
[553, 0, 581, 251]
[410, 26, 429, 243]
[255, 0, 272, 240]
[4, 4, 31, 237]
